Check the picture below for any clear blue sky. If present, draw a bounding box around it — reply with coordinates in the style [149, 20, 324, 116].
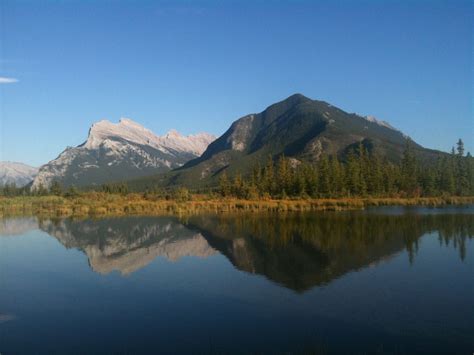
[1, 0, 472, 167]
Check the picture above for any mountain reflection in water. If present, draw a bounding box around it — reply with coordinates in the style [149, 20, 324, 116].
[39, 218, 217, 275]
[3, 209, 470, 292]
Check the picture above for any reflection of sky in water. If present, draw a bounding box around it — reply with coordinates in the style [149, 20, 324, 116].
[365, 204, 474, 215]
[0, 208, 473, 354]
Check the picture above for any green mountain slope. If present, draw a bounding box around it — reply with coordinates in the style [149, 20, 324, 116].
[129, 94, 447, 190]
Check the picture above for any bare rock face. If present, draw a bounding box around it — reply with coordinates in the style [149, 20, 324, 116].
[39, 217, 217, 275]
[84, 234, 216, 275]
[302, 139, 324, 162]
[31, 118, 216, 189]
[0, 162, 38, 187]
[226, 114, 255, 152]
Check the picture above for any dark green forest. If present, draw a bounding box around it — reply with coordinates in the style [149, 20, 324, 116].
[218, 139, 474, 199]
[1, 139, 473, 199]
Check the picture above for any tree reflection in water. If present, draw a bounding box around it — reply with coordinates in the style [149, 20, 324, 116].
[3, 209, 469, 292]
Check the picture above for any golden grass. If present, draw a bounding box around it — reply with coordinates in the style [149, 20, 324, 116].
[0, 193, 473, 218]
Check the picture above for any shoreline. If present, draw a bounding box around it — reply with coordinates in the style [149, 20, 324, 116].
[1, 195, 473, 218]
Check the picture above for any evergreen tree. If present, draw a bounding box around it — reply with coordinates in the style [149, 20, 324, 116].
[302, 163, 318, 197]
[330, 156, 344, 197]
[421, 167, 437, 196]
[65, 185, 79, 198]
[456, 139, 465, 156]
[467, 152, 474, 195]
[49, 181, 63, 196]
[219, 171, 231, 197]
[346, 150, 361, 196]
[400, 140, 419, 196]
[232, 173, 245, 198]
[262, 156, 275, 195]
[217, 138, 471, 199]
[35, 183, 48, 196]
[276, 155, 291, 196]
[455, 139, 469, 195]
[174, 187, 190, 202]
[1, 183, 19, 197]
[252, 163, 263, 194]
[367, 152, 383, 195]
[439, 156, 455, 195]
[318, 155, 331, 196]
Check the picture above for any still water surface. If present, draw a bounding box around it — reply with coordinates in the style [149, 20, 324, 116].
[0, 206, 473, 354]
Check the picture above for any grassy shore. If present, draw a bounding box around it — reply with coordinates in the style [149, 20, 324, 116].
[0, 193, 473, 218]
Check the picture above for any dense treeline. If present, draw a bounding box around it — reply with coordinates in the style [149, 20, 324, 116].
[189, 212, 474, 271]
[2, 139, 473, 200]
[0, 181, 80, 198]
[0, 180, 128, 198]
[218, 139, 474, 199]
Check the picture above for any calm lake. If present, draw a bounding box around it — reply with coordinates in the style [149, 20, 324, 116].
[0, 206, 473, 354]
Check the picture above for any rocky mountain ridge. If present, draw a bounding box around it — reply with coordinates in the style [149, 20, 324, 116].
[0, 162, 38, 187]
[31, 118, 216, 189]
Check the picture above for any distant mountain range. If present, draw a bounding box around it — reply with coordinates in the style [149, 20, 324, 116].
[131, 93, 444, 189]
[0, 162, 38, 187]
[31, 118, 215, 189]
[3, 94, 454, 190]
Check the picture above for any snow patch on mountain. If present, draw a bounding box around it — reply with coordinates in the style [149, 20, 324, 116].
[0, 162, 38, 187]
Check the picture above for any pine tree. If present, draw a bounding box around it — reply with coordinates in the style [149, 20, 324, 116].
[173, 187, 190, 201]
[300, 163, 317, 197]
[383, 163, 399, 196]
[456, 139, 465, 156]
[318, 155, 331, 196]
[246, 182, 259, 200]
[421, 167, 437, 196]
[455, 139, 469, 195]
[65, 185, 79, 198]
[232, 173, 244, 198]
[467, 152, 474, 195]
[35, 183, 48, 196]
[400, 139, 419, 196]
[219, 171, 231, 197]
[50, 181, 63, 196]
[262, 156, 275, 196]
[330, 156, 344, 197]
[276, 155, 290, 196]
[439, 156, 455, 194]
[346, 150, 361, 196]
[367, 151, 383, 195]
[251, 163, 263, 194]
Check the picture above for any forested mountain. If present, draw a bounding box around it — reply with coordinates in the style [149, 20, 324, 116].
[4, 94, 471, 198]
[214, 139, 473, 198]
[129, 94, 469, 195]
